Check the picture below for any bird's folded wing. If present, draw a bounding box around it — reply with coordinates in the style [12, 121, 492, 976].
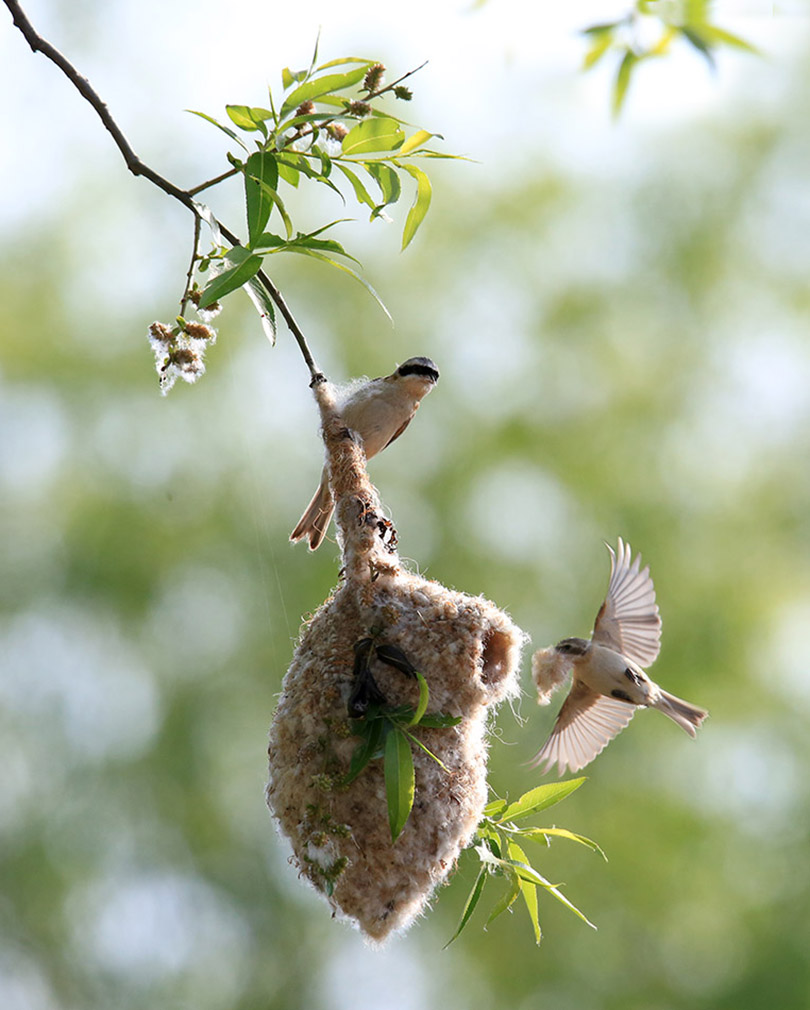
[383, 413, 414, 450]
[529, 680, 636, 775]
[592, 536, 662, 667]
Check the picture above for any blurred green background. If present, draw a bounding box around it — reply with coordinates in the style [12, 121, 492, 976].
[3, 1, 810, 1008]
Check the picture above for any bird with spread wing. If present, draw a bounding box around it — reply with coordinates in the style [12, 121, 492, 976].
[530, 538, 708, 775]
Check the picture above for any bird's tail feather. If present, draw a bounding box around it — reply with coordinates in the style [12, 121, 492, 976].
[290, 480, 333, 551]
[655, 690, 708, 738]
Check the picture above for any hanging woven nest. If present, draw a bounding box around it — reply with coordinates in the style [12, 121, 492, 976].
[266, 379, 526, 942]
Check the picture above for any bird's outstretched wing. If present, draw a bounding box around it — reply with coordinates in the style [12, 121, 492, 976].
[592, 537, 661, 667]
[529, 679, 636, 775]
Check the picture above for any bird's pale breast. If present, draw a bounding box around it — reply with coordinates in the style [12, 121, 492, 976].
[577, 644, 653, 705]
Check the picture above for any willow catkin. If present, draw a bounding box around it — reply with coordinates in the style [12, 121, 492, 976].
[266, 380, 525, 941]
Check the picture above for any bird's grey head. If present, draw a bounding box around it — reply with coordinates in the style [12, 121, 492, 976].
[396, 357, 439, 384]
[555, 637, 590, 657]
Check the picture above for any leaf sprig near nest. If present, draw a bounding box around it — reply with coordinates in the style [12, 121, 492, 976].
[342, 639, 462, 841]
[447, 777, 605, 946]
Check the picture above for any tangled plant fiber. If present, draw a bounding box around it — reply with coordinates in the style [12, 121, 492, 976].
[267, 379, 526, 941]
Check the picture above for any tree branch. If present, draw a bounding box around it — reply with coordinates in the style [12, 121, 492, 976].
[3, 0, 323, 383]
[213, 219, 323, 382]
[180, 214, 202, 317]
[368, 60, 428, 100]
[187, 167, 240, 197]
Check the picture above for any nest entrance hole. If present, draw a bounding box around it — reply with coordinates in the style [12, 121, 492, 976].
[480, 629, 513, 686]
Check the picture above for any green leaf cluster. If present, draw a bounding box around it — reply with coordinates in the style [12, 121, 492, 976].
[343, 671, 461, 843]
[186, 44, 461, 330]
[447, 778, 605, 946]
[582, 0, 757, 116]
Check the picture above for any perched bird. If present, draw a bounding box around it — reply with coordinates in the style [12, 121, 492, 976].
[290, 357, 440, 550]
[530, 538, 707, 775]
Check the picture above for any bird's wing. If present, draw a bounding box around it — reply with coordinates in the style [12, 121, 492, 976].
[382, 413, 414, 450]
[591, 537, 662, 667]
[529, 679, 636, 775]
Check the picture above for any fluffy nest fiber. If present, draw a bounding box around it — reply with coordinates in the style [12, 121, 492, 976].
[266, 379, 526, 941]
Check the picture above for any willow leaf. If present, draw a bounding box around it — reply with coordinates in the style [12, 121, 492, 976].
[399, 163, 432, 249]
[277, 247, 391, 321]
[280, 66, 371, 119]
[444, 868, 488, 948]
[199, 253, 262, 309]
[385, 728, 415, 842]
[243, 275, 277, 345]
[495, 778, 586, 823]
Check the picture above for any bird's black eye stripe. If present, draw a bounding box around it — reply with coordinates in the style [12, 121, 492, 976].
[555, 637, 589, 656]
[397, 357, 439, 382]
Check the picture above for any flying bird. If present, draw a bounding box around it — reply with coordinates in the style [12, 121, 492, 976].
[290, 357, 439, 550]
[530, 538, 708, 775]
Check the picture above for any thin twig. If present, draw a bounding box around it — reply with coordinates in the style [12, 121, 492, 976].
[367, 60, 429, 101]
[256, 269, 324, 384]
[3, 0, 323, 383]
[179, 214, 202, 316]
[282, 60, 429, 150]
[187, 166, 240, 197]
[212, 220, 323, 381]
